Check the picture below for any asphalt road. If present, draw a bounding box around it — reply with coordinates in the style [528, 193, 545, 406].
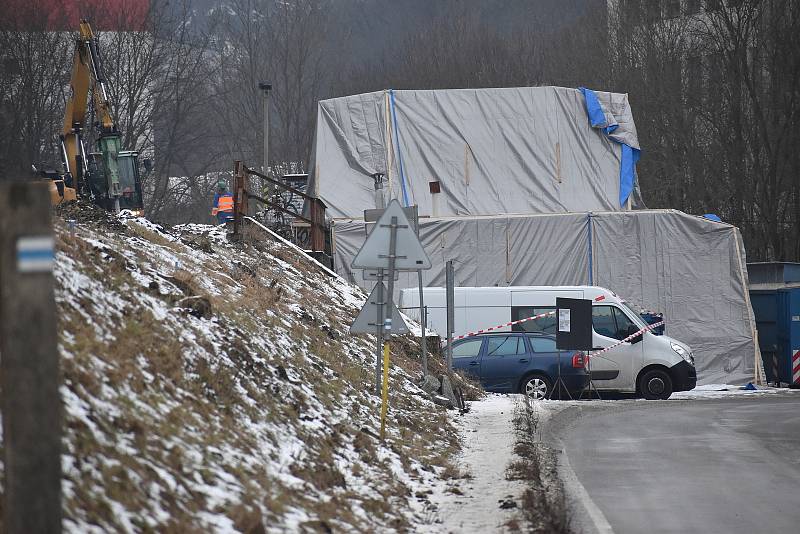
[554, 396, 800, 534]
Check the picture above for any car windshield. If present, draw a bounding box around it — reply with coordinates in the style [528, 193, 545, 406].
[619, 301, 648, 328]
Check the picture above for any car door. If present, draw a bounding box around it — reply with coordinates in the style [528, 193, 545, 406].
[480, 335, 529, 392]
[451, 338, 485, 381]
[590, 305, 643, 391]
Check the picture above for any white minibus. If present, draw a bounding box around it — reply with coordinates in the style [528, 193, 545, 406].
[399, 285, 696, 399]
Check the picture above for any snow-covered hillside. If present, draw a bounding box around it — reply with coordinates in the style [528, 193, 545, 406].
[11, 203, 473, 532]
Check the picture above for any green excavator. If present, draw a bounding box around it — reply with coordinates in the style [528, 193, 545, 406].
[46, 19, 145, 215]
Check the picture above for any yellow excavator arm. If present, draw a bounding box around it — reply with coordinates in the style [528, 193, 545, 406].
[51, 20, 143, 214]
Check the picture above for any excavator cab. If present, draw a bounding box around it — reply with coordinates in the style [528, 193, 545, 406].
[84, 149, 144, 214]
[117, 151, 144, 215]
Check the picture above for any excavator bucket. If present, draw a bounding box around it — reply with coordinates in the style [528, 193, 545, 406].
[49, 180, 77, 206]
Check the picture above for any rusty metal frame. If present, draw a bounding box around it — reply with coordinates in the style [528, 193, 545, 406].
[231, 162, 328, 252]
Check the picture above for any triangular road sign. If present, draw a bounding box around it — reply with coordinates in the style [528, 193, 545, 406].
[350, 282, 410, 334]
[352, 199, 432, 270]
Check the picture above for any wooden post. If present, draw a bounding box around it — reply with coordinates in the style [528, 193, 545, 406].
[0, 182, 62, 533]
[232, 160, 248, 239]
[310, 199, 322, 252]
[232, 160, 240, 237]
[309, 198, 327, 253]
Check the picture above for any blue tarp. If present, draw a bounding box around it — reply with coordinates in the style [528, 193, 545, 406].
[579, 87, 641, 207]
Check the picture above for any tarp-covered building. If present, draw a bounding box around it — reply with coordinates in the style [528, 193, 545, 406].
[309, 86, 644, 218]
[310, 85, 760, 384]
[332, 210, 760, 385]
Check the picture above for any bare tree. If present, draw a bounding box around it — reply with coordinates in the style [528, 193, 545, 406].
[209, 0, 334, 172]
[692, 0, 800, 260]
[603, 0, 799, 260]
[95, 0, 223, 223]
[0, 3, 72, 179]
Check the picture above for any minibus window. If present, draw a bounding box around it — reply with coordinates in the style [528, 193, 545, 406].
[592, 306, 617, 338]
[511, 306, 556, 333]
[593, 305, 641, 340]
[612, 308, 638, 338]
[619, 301, 647, 328]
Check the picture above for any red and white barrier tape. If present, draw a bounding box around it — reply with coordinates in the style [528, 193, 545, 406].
[792, 349, 800, 385]
[454, 310, 557, 341]
[453, 295, 610, 341]
[589, 321, 665, 358]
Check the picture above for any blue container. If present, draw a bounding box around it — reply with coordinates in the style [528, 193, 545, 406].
[748, 263, 800, 386]
[640, 312, 665, 335]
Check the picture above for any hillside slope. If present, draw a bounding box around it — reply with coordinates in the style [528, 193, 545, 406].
[5, 204, 468, 532]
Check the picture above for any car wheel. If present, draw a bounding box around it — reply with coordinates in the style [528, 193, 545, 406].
[521, 374, 552, 400]
[639, 369, 673, 400]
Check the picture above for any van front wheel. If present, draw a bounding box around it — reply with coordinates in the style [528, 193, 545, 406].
[639, 369, 673, 400]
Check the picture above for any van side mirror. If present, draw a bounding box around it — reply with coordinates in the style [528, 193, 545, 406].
[627, 324, 643, 344]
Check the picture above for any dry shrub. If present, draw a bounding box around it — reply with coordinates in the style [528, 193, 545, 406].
[193, 358, 241, 409]
[229, 502, 266, 534]
[290, 433, 347, 491]
[506, 400, 572, 534]
[127, 221, 179, 250]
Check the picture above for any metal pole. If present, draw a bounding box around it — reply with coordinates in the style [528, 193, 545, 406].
[418, 269, 428, 377]
[379, 341, 391, 439]
[374, 275, 384, 396]
[385, 216, 399, 327]
[446, 260, 455, 370]
[587, 212, 594, 285]
[0, 182, 62, 533]
[259, 82, 271, 175]
[375, 216, 401, 393]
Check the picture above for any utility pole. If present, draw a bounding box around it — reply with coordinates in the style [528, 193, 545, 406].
[0, 182, 62, 533]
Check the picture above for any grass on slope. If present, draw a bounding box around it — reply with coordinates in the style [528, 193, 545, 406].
[1, 203, 475, 532]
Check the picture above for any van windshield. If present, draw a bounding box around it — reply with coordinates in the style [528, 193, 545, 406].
[619, 301, 647, 329]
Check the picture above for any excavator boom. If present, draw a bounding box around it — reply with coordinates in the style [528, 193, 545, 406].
[50, 19, 143, 214]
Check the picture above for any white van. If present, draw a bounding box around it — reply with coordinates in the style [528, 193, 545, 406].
[398, 286, 696, 399]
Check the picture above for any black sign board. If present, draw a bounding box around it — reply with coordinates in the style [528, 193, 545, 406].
[556, 297, 593, 351]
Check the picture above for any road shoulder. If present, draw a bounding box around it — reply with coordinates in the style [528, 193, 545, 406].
[430, 394, 527, 532]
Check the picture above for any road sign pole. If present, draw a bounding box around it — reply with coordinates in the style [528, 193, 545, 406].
[379, 216, 401, 393]
[350, 200, 431, 393]
[385, 216, 399, 325]
[379, 341, 391, 439]
[418, 269, 428, 377]
[374, 274, 384, 395]
[446, 260, 454, 370]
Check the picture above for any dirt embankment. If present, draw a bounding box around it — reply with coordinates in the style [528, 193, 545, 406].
[2, 202, 477, 532]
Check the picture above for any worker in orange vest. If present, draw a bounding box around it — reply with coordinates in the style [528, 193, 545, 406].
[211, 180, 234, 224]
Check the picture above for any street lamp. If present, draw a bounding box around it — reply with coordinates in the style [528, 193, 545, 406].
[258, 82, 271, 175]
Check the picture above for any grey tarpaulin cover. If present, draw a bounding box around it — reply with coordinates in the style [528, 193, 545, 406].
[332, 210, 759, 385]
[309, 86, 644, 218]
